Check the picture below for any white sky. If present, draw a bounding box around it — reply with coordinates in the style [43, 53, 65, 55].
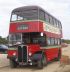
[0, 0, 70, 39]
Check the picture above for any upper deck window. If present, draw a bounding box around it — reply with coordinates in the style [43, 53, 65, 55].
[39, 10, 45, 21]
[11, 7, 62, 30]
[11, 14, 17, 21]
[11, 9, 38, 21]
[45, 13, 49, 22]
[18, 16, 23, 20]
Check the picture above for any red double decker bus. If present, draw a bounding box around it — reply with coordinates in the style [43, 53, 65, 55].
[7, 6, 62, 69]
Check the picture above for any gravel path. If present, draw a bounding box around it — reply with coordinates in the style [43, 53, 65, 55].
[0, 54, 9, 68]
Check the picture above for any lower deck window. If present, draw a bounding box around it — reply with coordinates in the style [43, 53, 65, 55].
[58, 39, 60, 45]
[9, 32, 47, 47]
[55, 38, 58, 45]
[47, 37, 61, 46]
[51, 38, 55, 45]
[47, 38, 51, 45]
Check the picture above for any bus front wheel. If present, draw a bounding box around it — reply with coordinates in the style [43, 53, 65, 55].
[42, 55, 47, 66]
[55, 50, 61, 61]
[37, 59, 43, 69]
[9, 60, 17, 68]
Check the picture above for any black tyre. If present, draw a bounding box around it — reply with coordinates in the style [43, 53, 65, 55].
[9, 60, 17, 68]
[56, 50, 61, 61]
[37, 59, 43, 69]
[42, 55, 47, 66]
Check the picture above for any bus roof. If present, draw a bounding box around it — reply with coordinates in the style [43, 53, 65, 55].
[12, 6, 41, 12]
[12, 6, 61, 23]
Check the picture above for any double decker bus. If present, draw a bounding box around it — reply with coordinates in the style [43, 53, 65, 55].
[7, 6, 62, 69]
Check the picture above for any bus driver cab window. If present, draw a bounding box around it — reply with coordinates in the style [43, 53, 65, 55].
[38, 33, 46, 47]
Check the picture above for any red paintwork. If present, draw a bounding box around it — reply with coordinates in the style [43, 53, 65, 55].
[28, 44, 40, 54]
[9, 21, 62, 38]
[44, 31, 62, 38]
[9, 21, 43, 33]
[7, 44, 40, 57]
[45, 48, 59, 61]
[8, 20, 62, 62]
[7, 44, 61, 62]
[7, 50, 17, 57]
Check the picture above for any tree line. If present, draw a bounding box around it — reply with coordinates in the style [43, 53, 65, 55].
[0, 36, 8, 44]
[62, 39, 70, 44]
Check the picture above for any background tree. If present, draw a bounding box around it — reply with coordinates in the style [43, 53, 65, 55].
[62, 39, 70, 44]
[0, 36, 8, 44]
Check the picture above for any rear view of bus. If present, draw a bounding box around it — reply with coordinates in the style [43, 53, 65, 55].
[7, 6, 62, 69]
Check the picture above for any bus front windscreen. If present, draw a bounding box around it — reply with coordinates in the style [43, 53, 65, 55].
[11, 9, 38, 21]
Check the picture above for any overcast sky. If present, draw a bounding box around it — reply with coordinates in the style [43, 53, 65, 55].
[0, 0, 70, 39]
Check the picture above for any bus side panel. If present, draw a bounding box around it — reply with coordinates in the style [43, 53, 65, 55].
[45, 48, 59, 61]
[9, 21, 43, 33]
[28, 44, 40, 55]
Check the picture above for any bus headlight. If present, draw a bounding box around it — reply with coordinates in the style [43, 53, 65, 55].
[29, 52, 32, 56]
[13, 52, 16, 56]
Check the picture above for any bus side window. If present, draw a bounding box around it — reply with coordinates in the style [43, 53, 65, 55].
[17, 16, 23, 20]
[49, 16, 53, 25]
[53, 18, 56, 26]
[58, 39, 61, 45]
[39, 10, 45, 21]
[47, 37, 51, 45]
[51, 38, 55, 45]
[55, 38, 58, 45]
[45, 13, 49, 22]
[57, 21, 59, 28]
